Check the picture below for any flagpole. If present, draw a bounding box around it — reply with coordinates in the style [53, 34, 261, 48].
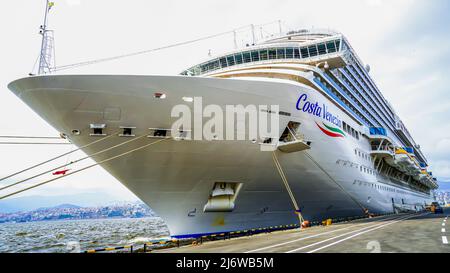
[38, 0, 50, 75]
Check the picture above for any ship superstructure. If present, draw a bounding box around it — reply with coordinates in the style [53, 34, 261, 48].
[182, 29, 437, 193]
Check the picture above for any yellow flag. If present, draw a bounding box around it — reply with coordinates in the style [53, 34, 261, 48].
[48, 2, 55, 11]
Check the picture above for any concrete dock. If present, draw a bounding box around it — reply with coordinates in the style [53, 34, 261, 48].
[156, 208, 449, 253]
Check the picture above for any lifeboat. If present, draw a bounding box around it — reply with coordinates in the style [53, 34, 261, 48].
[385, 155, 400, 169]
[418, 169, 428, 183]
[395, 148, 414, 172]
[416, 171, 439, 189]
[409, 156, 421, 176]
[413, 167, 425, 181]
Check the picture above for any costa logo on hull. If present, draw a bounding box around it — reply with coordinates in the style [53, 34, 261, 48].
[296, 93, 345, 137]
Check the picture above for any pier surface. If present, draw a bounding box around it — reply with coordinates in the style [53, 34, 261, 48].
[157, 208, 449, 253]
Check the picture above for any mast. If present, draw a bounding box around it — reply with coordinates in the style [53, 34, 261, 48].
[38, 0, 55, 75]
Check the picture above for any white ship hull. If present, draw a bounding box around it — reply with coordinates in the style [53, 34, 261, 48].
[8, 74, 433, 237]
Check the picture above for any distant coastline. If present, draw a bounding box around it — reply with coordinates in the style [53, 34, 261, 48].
[0, 203, 155, 224]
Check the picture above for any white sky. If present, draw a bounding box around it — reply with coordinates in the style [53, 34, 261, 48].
[0, 0, 449, 201]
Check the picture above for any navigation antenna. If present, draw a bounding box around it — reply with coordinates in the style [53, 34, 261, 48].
[34, 0, 56, 75]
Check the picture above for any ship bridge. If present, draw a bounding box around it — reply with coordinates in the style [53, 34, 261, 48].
[180, 29, 347, 76]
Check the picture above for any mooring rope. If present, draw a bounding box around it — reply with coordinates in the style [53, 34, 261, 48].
[0, 134, 150, 192]
[0, 138, 167, 200]
[0, 129, 121, 182]
[0, 135, 62, 139]
[0, 142, 71, 145]
[272, 151, 305, 224]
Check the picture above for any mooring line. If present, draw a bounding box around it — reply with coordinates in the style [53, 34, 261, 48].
[0, 135, 62, 139]
[0, 138, 167, 200]
[0, 134, 150, 192]
[0, 142, 71, 145]
[0, 129, 121, 182]
[272, 151, 304, 224]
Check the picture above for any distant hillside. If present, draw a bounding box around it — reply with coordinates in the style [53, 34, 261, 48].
[36, 204, 81, 211]
[0, 193, 139, 213]
[0, 203, 155, 223]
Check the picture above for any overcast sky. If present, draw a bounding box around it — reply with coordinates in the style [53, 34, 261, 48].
[0, 0, 449, 201]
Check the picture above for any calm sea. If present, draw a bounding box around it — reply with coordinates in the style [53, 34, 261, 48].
[0, 217, 169, 253]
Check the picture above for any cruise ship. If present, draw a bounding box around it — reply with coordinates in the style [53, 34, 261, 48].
[8, 28, 438, 238]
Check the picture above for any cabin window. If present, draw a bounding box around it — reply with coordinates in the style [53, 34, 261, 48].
[243, 52, 251, 63]
[294, 48, 300, 58]
[268, 49, 277, 59]
[227, 55, 235, 66]
[211, 59, 220, 70]
[300, 47, 309, 58]
[286, 48, 294, 59]
[207, 62, 214, 71]
[277, 48, 285, 59]
[317, 43, 327, 55]
[308, 45, 318, 56]
[259, 49, 268, 61]
[251, 50, 260, 62]
[336, 40, 341, 50]
[219, 57, 227, 68]
[326, 41, 336, 53]
[234, 53, 243, 64]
